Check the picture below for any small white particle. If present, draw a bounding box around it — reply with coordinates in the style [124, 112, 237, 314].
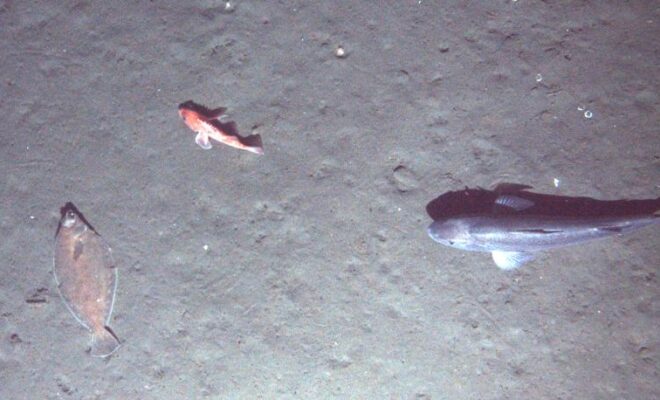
[335, 46, 346, 58]
[29, 215, 35, 220]
[535, 73, 542, 82]
[553, 178, 560, 187]
[584, 110, 593, 119]
[203, 244, 209, 251]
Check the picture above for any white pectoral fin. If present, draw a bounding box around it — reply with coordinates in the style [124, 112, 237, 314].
[195, 132, 212, 149]
[492, 251, 534, 270]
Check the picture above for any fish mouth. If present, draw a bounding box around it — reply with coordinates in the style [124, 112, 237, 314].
[57, 202, 97, 235]
[427, 221, 472, 249]
[426, 225, 437, 240]
[178, 100, 195, 110]
[427, 224, 448, 244]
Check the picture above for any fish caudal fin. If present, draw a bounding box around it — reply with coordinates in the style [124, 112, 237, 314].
[246, 145, 264, 155]
[243, 134, 264, 155]
[492, 251, 534, 270]
[90, 326, 120, 357]
[195, 132, 213, 149]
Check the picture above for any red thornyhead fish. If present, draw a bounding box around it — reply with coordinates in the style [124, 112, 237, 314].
[178, 101, 264, 155]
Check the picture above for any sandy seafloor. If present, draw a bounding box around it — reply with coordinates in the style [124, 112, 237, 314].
[1, 1, 659, 399]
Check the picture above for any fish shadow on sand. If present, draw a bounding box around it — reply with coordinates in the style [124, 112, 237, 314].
[426, 183, 660, 220]
[178, 100, 263, 149]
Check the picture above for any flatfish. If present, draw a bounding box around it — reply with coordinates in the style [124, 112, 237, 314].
[53, 203, 120, 357]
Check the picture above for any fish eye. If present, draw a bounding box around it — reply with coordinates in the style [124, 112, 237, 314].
[62, 211, 77, 228]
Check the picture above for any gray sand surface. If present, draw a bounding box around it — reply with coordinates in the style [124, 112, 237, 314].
[1, 1, 658, 399]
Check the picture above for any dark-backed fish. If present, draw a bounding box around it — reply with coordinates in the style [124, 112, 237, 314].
[427, 194, 659, 269]
[53, 203, 120, 357]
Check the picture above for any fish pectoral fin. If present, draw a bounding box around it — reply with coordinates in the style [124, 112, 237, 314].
[195, 132, 213, 149]
[492, 251, 534, 270]
[494, 195, 535, 212]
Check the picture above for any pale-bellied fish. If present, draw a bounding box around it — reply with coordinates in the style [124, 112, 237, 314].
[427, 194, 659, 270]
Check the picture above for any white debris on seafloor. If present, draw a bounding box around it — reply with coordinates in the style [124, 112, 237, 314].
[577, 105, 593, 119]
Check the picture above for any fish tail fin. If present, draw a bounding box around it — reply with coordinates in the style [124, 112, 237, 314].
[243, 134, 264, 155]
[90, 326, 120, 357]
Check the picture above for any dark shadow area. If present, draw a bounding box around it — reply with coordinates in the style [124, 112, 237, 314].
[426, 183, 660, 221]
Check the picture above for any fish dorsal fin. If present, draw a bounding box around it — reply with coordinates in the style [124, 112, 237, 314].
[493, 183, 534, 193]
[207, 107, 227, 120]
[492, 251, 534, 270]
[495, 195, 535, 211]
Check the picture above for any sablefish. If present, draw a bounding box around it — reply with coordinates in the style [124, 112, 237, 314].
[427, 195, 659, 270]
[53, 203, 120, 357]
